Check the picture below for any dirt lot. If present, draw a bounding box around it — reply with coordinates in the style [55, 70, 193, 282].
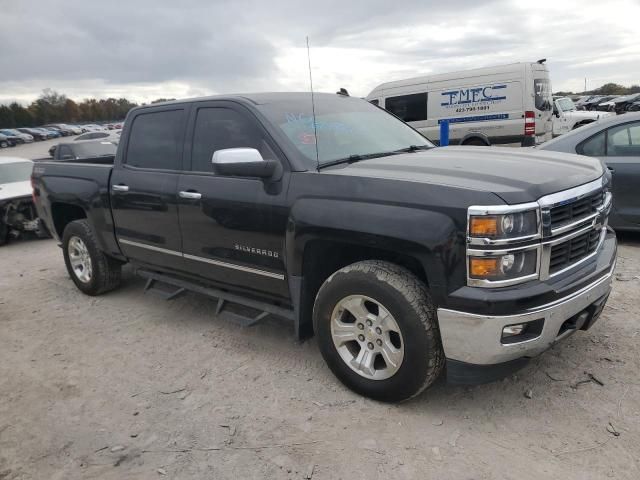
[1, 233, 639, 479]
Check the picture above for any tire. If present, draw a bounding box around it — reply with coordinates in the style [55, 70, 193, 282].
[462, 138, 488, 146]
[0, 221, 9, 246]
[0, 141, 8, 149]
[62, 219, 122, 295]
[313, 260, 444, 402]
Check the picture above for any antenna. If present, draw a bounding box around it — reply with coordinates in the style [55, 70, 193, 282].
[306, 36, 320, 170]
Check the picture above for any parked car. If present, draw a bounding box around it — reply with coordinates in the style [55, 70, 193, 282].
[48, 140, 117, 162]
[611, 93, 640, 114]
[44, 124, 73, 136]
[37, 127, 62, 138]
[16, 127, 48, 141]
[0, 133, 16, 148]
[74, 131, 117, 142]
[0, 129, 33, 144]
[538, 112, 640, 232]
[32, 92, 616, 402]
[367, 60, 553, 146]
[82, 124, 107, 132]
[0, 157, 50, 245]
[552, 96, 610, 136]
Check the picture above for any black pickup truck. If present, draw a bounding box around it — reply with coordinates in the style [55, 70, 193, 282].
[32, 93, 617, 401]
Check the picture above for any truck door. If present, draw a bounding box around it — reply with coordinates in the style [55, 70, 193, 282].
[110, 106, 187, 271]
[176, 101, 290, 299]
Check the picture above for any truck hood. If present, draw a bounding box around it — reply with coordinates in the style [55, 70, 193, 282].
[326, 146, 604, 205]
[567, 110, 612, 120]
[0, 180, 32, 202]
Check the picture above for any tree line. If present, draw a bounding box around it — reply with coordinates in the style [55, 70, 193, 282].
[554, 82, 640, 97]
[0, 89, 165, 128]
[2, 82, 638, 129]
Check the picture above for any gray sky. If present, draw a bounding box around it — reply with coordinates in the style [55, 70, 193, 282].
[1, 0, 638, 104]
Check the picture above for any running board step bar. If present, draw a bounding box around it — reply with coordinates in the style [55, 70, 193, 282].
[136, 268, 294, 328]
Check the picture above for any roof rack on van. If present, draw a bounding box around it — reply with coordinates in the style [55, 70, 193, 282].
[336, 88, 350, 96]
[537, 58, 547, 64]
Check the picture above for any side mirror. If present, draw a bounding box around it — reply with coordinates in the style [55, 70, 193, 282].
[211, 148, 278, 179]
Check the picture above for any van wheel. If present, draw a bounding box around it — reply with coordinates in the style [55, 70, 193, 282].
[313, 260, 444, 402]
[461, 138, 488, 146]
[62, 219, 122, 295]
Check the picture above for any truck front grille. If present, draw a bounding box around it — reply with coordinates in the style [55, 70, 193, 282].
[549, 190, 604, 230]
[549, 229, 601, 274]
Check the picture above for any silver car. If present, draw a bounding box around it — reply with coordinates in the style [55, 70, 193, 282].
[538, 112, 640, 232]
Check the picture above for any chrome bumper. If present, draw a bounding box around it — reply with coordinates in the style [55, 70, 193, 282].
[437, 266, 614, 365]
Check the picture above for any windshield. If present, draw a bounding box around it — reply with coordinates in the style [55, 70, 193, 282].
[72, 141, 117, 158]
[557, 98, 575, 112]
[257, 95, 433, 167]
[0, 162, 32, 184]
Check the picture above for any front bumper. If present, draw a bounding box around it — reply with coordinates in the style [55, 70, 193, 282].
[438, 247, 615, 368]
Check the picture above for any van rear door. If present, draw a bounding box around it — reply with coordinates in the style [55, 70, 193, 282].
[532, 65, 553, 143]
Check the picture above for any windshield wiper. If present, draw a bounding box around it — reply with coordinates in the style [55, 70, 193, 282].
[317, 150, 406, 170]
[317, 145, 432, 170]
[393, 144, 432, 153]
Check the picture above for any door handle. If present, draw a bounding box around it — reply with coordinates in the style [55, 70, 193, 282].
[112, 184, 129, 192]
[179, 190, 202, 200]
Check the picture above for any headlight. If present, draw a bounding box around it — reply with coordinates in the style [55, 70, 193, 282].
[469, 210, 538, 240]
[468, 249, 538, 282]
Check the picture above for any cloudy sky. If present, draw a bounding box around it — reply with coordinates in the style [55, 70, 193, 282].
[1, 0, 638, 105]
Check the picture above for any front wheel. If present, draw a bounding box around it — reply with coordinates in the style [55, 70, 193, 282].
[62, 219, 122, 295]
[313, 261, 444, 402]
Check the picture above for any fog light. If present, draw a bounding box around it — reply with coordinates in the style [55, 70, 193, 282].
[502, 324, 526, 337]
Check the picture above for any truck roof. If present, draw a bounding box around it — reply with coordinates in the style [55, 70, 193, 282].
[134, 92, 345, 110]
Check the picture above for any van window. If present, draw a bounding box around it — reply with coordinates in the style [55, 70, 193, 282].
[534, 79, 552, 111]
[126, 109, 184, 170]
[385, 93, 428, 122]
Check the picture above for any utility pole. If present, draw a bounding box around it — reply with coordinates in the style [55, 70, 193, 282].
[584, 78, 587, 94]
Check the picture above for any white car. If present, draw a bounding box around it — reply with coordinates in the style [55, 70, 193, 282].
[82, 124, 107, 132]
[552, 97, 611, 137]
[0, 157, 49, 245]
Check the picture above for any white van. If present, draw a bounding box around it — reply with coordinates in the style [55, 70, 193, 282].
[366, 61, 553, 147]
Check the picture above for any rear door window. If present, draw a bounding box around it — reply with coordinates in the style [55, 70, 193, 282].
[125, 109, 185, 170]
[534, 79, 552, 111]
[606, 122, 640, 156]
[384, 93, 428, 122]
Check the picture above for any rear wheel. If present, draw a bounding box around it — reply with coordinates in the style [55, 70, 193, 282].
[0, 140, 8, 148]
[314, 260, 444, 402]
[62, 219, 122, 295]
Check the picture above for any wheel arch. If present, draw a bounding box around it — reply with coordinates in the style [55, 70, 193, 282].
[285, 199, 459, 339]
[459, 132, 491, 146]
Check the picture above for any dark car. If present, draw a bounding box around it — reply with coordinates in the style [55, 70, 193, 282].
[0, 129, 33, 144]
[43, 124, 74, 136]
[17, 127, 48, 141]
[0, 133, 16, 148]
[538, 112, 640, 232]
[49, 139, 117, 161]
[32, 92, 616, 402]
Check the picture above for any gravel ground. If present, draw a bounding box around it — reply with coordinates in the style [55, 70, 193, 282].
[1, 140, 640, 478]
[1, 234, 639, 480]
